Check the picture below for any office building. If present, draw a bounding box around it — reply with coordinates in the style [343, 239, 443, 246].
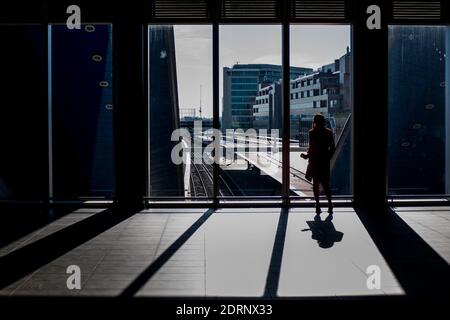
[252, 51, 352, 141]
[222, 64, 312, 130]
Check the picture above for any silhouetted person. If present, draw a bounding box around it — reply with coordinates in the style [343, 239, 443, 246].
[301, 113, 336, 214]
[301, 213, 343, 249]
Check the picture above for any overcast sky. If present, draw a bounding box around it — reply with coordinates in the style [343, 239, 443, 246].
[172, 25, 351, 118]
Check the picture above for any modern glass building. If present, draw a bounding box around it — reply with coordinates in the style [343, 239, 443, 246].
[222, 64, 312, 130]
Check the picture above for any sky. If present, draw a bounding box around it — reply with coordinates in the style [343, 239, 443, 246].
[171, 25, 351, 118]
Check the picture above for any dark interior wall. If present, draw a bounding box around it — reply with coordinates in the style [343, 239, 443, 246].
[0, 26, 48, 199]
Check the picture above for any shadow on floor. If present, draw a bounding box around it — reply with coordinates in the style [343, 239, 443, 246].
[120, 208, 215, 297]
[264, 207, 289, 297]
[0, 204, 80, 250]
[0, 206, 139, 289]
[301, 213, 344, 249]
[355, 206, 450, 298]
[0, 205, 449, 301]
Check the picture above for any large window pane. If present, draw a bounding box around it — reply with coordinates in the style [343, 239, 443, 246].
[50, 24, 114, 199]
[289, 25, 353, 199]
[220, 25, 287, 199]
[388, 26, 449, 196]
[148, 25, 212, 200]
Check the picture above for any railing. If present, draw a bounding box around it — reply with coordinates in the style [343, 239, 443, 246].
[330, 113, 351, 171]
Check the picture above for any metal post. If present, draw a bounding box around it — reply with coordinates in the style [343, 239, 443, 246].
[212, 4, 220, 207]
[282, 0, 291, 206]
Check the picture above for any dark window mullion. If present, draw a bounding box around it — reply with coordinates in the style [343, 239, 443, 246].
[212, 3, 220, 206]
[282, 0, 291, 205]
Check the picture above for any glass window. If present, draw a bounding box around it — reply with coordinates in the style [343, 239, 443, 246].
[388, 25, 449, 196]
[148, 25, 212, 200]
[50, 24, 114, 199]
[220, 25, 283, 199]
[290, 25, 353, 198]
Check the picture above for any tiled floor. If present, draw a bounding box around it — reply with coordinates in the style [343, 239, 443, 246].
[395, 207, 450, 264]
[0, 206, 448, 298]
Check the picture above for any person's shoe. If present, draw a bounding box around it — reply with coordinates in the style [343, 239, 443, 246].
[327, 205, 333, 214]
[315, 204, 322, 214]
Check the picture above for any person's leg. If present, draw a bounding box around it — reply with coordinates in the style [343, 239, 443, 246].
[322, 179, 332, 213]
[313, 180, 321, 213]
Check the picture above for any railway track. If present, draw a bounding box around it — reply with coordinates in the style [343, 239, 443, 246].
[190, 150, 235, 197]
[190, 161, 210, 197]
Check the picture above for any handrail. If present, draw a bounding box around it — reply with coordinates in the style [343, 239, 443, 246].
[330, 113, 352, 171]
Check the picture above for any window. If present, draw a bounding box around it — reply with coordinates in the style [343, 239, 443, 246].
[220, 25, 283, 199]
[290, 25, 353, 197]
[50, 24, 114, 199]
[148, 25, 212, 200]
[388, 25, 449, 196]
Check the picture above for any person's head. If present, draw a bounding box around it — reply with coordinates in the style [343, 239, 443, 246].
[312, 113, 326, 129]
